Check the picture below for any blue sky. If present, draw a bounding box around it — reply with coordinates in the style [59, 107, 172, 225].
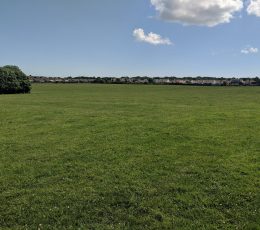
[0, 0, 259, 77]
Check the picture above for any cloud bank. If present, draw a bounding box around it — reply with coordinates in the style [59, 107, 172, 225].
[150, 0, 244, 26]
[247, 0, 260, 16]
[133, 28, 172, 45]
[241, 46, 259, 54]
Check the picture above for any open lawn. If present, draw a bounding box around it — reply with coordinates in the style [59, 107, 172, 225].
[0, 84, 259, 229]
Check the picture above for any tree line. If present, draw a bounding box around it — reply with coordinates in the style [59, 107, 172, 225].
[30, 75, 260, 86]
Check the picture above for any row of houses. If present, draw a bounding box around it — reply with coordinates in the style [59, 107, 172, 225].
[29, 76, 260, 86]
[153, 78, 259, 86]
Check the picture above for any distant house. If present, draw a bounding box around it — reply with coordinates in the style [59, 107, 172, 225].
[230, 79, 240, 86]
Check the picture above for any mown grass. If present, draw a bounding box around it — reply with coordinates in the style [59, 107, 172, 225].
[0, 84, 259, 229]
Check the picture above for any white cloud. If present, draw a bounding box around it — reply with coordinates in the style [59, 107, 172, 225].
[241, 46, 259, 54]
[133, 28, 172, 45]
[150, 0, 244, 27]
[247, 0, 260, 16]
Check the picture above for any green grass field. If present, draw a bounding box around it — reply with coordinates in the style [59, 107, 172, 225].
[0, 84, 259, 229]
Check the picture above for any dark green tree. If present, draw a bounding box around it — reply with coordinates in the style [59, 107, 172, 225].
[0, 65, 31, 94]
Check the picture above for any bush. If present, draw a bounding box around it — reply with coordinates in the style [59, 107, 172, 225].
[0, 65, 31, 94]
